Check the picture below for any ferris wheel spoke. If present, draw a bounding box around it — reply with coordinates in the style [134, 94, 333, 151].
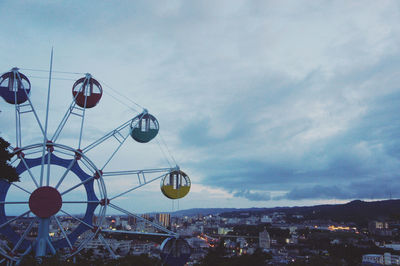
[108, 203, 176, 236]
[0, 210, 30, 229]
[55, 158, 76, 189]
[95, 179, 104, 203]
[62, 201, 99, 204]
[51, 102, 76, 143]
[77, 97, 88, 150]
[46, 150, 51, 186]
[13, 94, 21, 147]
[14, 71, 46, 139]
[53, 216, 73, 249]
[104, 167, 174, 189]
[20, 156, 39, 188]
[11, 182, 32, 195]
[60, 176, 94, 196]
[81, 116, 145, 172]
[100, 135, 130, 172]
[51, 101, 89, 146]
[81, 119, 132, 154]
[39, 52, 54, 188]
[16, 95, 46, 141]
[0, 245, 10, 259]
[100, 118, 144, 171]
[12, 218, 37, 252]
[10, 156, 19, 165]
[39, 151, 47, 187]
[0, 240, 11, 251]
[51, 76, 88, 143]
[103, 167, 174, 177]
[59, 210, 94, 229]
[0, 202, 29, 204]
[97, 234, 117, 259]
[109, 172, 166, 201]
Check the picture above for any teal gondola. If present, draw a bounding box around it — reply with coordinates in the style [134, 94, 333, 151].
[130, 111, 159, 143]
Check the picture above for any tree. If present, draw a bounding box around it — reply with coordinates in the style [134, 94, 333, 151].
[0, 137, 19, 182]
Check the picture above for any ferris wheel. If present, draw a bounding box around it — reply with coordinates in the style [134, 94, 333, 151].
[0, 56, 191, 265]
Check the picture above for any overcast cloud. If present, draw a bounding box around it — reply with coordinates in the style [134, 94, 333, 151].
[1, 1, 400, 212]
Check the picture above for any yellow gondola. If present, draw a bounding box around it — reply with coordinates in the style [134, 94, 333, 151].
[161, 170, 191, 199]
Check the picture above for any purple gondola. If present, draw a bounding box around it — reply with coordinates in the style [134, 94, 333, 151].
[0, 68, 31, 104]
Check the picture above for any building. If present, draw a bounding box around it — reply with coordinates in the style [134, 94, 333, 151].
[156, 213, 171, 227]
[218, 227, 232, 235]
[261, 215, 272, 223]
[369, 221, 392, 236]
[259, 229, 270, 249]
[383, 244, 400, 251]
[362, 253, 400, 265]
[141, 214, 150, 220]
[128, 216, 136, 225]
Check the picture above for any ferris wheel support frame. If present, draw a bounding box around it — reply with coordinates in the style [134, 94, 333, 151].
[81, 112, 145, 154]
[10, 69, 45, 148]
[51, 74, 93, 146]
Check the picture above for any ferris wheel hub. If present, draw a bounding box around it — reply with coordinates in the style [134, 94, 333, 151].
[29, 186, 62, 218]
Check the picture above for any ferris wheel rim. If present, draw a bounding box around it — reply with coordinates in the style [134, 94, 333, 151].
[0, 142, 108, 260]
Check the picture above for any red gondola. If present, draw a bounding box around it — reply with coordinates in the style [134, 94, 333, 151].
[72, 74, 102, 108]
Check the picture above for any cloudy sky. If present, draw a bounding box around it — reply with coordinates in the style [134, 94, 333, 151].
[1, 0, 400, 214]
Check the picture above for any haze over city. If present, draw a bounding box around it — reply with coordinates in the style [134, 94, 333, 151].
[1, 0, 400, 214]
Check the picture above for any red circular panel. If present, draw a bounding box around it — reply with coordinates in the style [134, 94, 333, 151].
[29, 186, 62, 218]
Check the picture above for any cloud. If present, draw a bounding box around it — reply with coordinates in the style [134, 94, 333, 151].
[183, 56, 400, 201]
[1, 0, 400, 211]
[281, 177, 400, 200]
[282, 185, 349, 200]
[233, 190, 271, 201]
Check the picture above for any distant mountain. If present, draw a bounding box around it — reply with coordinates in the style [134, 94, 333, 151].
[171, 199, 400, 226]
[171, 208, 242, 217]
[170, 207, 283, 217]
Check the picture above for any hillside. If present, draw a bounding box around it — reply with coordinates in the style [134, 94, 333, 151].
[172, 199, 400, 226]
